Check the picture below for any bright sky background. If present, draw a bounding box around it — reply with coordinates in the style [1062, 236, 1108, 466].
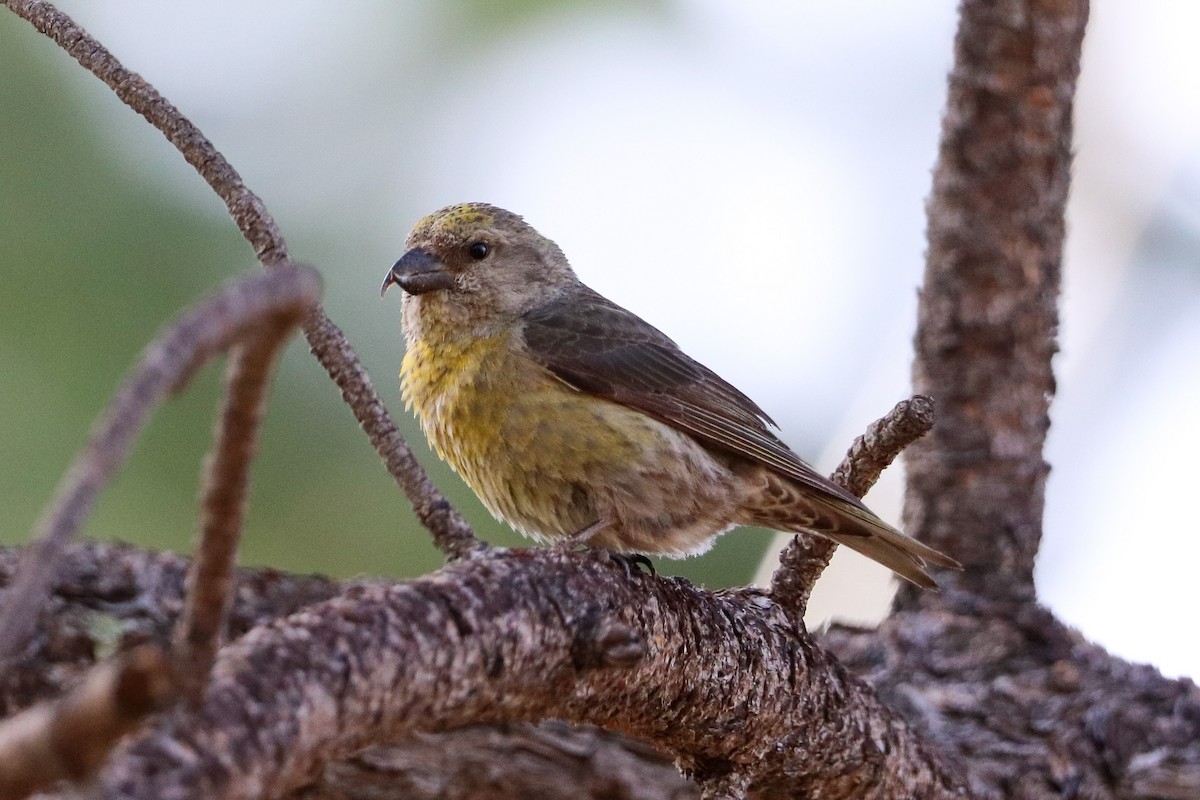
[45, 0, 1200, 678]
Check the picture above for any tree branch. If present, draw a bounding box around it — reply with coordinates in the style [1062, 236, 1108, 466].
[8, 539, 1197, 800]
[0, 542, 696, 800]
[96, 549, 964, 800]
[295, 724, 695, 800]
[902, 0, 1089, 604]
[299, 312, 483, 560]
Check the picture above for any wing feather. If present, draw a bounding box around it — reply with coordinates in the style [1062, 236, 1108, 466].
[520, 287, 868, 511]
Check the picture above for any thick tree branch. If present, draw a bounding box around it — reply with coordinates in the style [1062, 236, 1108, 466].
[822, 597, 1200, 798]
[8, 541, 1197, 800]
[0, 0, 481, 561]
[96, 549, 964, 800]
[903, 0, 1088, 604]
[770, 396, 936, 617]
[0, 266, 321, 660]
[0, 543, 695, 800]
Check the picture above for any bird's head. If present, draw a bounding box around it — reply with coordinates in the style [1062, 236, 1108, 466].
[382, 203, 577, 336]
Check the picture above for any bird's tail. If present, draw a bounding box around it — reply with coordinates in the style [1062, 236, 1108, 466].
[745, 473, 961, 589]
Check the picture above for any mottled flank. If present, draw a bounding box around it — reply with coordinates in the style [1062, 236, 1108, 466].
[388, 204, 960, 586]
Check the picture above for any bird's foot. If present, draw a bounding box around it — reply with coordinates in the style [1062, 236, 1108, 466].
[554, 521, 655, 577]
[608, 552, 656, 578]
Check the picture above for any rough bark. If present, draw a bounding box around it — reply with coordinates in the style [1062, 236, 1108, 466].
[6, 542, 1196, 800]
[0, 645, 174, 798]
[824, 608, 1200, 800]
[805, 4, 1200, 798]
[0, 546, 693, 800]
[0, 543, 962, 800]
[904, 0, 1086, 605]
[113, 551, 957, 799]
[294, 725, 694, 800]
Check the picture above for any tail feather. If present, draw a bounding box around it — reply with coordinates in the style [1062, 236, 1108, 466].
[819, 509, 957, 590]
[746, 472, 961, 588]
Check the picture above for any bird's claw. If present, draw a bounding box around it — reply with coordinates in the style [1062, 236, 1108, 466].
[608, 551, 655, 578]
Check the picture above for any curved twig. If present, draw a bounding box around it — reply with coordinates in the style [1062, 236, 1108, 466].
[1, 0, 286, 265]
[301, 311, 482, 559]
[175, 320, 311, 703]
[0, 266, 322, 659]
[1, 0, 481, 560]
[769, 396, 936, 617]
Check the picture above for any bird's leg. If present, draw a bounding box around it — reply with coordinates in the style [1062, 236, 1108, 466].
[557, 518, 611, 550]
[556, 520, 655, 576]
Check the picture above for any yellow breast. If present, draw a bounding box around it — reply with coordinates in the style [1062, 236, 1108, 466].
[401, 330, 517, 468]
[400, 327, 660, 539]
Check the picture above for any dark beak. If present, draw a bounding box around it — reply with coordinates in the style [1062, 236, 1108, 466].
[381, 248, 456, 297]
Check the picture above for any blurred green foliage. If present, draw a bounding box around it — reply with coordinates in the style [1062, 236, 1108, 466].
[0, 5, 764, 589]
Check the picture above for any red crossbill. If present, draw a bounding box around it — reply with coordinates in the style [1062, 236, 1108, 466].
[382, 203, 958, 587]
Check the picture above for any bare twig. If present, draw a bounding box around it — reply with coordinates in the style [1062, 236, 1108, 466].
[0, 0, 481, 560]
[769, 396, 936, 616]
[902, 0, 1088, 605]
[175, 319, 311, 704]
[0, 266, 322, 660]
[0, 645, 176, 800]
[0, 0, 286, 265]
[828, 396, 936, 500]
[97, 549, 963, 800]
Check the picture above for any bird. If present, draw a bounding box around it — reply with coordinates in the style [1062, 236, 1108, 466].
[381, 203, 959, 587]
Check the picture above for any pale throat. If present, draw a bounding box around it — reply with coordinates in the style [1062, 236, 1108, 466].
[403, 291, 517, 347]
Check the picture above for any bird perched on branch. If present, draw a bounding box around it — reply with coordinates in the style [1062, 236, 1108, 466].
[382, 203, 959, 587]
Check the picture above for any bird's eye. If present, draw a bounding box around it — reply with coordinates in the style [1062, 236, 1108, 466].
[468, 241, 490, 261]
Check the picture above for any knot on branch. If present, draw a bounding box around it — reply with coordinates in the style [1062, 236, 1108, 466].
[571, 614, 644, 670]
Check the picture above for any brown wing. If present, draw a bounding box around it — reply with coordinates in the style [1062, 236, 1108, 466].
[520, 286, 869, 511]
